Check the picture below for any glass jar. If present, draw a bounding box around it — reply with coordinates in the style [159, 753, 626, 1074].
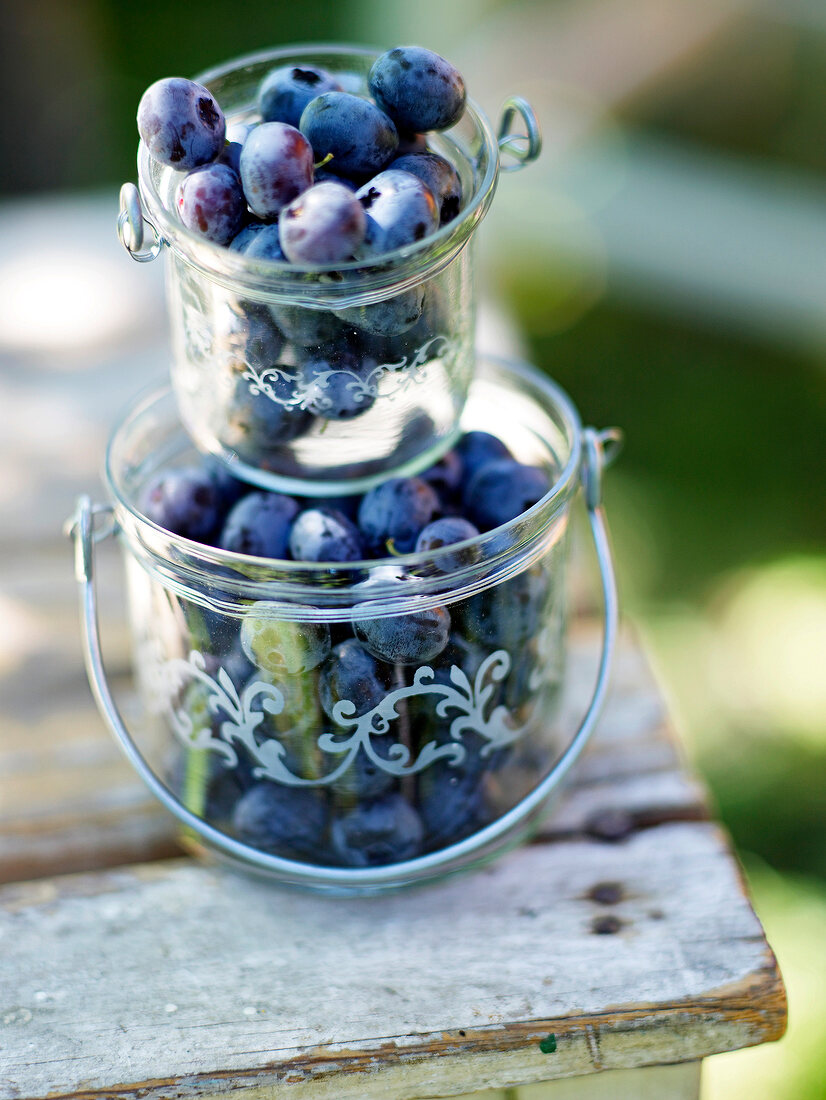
[122, 45, 541, 495]
[70, 355, 619, 893]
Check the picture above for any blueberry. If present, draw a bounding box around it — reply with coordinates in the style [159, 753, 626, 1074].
[299, 92, 398, 178]
[419, 449, 464, 506]
[239, 223, 287, 262]
[369, 47, 466, 132]
[458, 566, 550, 649]
[219, 119, 258, 173]
[319, 639, 386, 721]
[353, 604, 451, 666]
[417, 762, 488, 847]
[327, 748, 396, 801]
[205, 460, 247, 511]
[269, 303, 343, 346]
[455, 431, 512, 481]
[139, 464, 223, 541]
[233, 782, 328, 859]
[279, 182, 366, 264]
[221, 371, 314, 456]
[301, 349, 378, 420]
[229, 221, 268, 253]
[258, 64, 342, 128]
[219, 491, 300, 559]
[289, 508, 365, 562]
[464, 459, 551, 530]
[177, 163, 246, 245]
[239, 122, 314, 218]
[358, 476, 440, 555]
[415, 516, 480, 572]
[334, 285, 424, 337]
[137, 77, 225, 169]
[331, 793, 424, 866]
[217, 301, 284, 372]
[357, 170, 438, 254]
[241, 603, 331, 674]
[389, 152, 462, 224]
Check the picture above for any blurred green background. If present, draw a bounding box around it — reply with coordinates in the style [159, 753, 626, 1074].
[2, 1, 824, 1095]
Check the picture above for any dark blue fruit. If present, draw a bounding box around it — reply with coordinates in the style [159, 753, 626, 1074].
[258, 64, 342, 128]
[240, 223, 287, 262]
[299, 92, 398, 178]
[229, 221, 268, 253]
[219, 491, 300, 559]
[139, 464, 223, 541]
[357, 170, 438, 254]
[239, 122, 314, 218]
[288, 508, 365, 562]
[268, 304, 343, 346]
[279, 182, 366, 264]
[455, 431, 511, 481]
[389, 152, 462, 224]
[301, 349, 378, 420]
[177, 163, 246, 245]
[218, 302, 284, 371]
[331, 793, 424, 866]
[353, 603, 451, 665]
[137, 77, 225, 169]
[319, 639, 386, 721]
[415, 516, 480, 572]
[464, 459, 551, 530]
[232, 782, 328, 859]
[419, 449, 464, 506]
[458, 565, 549, 649]
[358, 476, 440, 555]
[334, 285, 424, 336]
[219, 119, 257, 173]
[369, 47, 466, 132]
[417, 761, 487, 847]
[222, 371, 314, 456]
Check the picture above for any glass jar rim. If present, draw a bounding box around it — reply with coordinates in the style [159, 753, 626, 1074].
[136, 43, 501, 302]
[104, 357, 583, 612]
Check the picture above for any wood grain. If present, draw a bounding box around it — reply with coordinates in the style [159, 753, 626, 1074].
[0, 821, 785, 1100]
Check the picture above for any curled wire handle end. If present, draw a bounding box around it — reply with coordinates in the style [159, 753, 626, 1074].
[497, 96, 542, 172]
[118, 182, 163, 262]
[582, 427, 624, 510]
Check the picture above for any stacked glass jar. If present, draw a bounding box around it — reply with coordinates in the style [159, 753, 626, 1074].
[70, 45, 620, 893]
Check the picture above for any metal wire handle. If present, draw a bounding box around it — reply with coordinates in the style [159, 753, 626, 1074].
[497, 96, 542, 172]
[67, 426, 619, 888]
[117, 183, 163, 262]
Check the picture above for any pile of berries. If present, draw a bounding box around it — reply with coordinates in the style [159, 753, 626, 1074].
[137, 46, 467, 262]
[142, 429, 556, 867]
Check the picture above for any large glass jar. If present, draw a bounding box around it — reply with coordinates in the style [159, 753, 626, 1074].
[70, 355, 619, 893]
[125, 46, 539, 495]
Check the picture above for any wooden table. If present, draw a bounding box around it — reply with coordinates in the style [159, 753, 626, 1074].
[0, 196, 785, 1099]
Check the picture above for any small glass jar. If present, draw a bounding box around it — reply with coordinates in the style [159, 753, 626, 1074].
[70, 355, 620, 893]
[122, 45, 540, 495]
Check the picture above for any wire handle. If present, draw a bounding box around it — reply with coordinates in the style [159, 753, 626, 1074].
[117, 183, 163, 262]
[67, 427, 619, 888]
[497, 96, 542, 172]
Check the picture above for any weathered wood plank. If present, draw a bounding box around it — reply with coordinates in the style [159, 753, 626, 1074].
[456, 1061, 701, 1100]
[0, 626, 703, 884]
[0, 823, 785, 1100]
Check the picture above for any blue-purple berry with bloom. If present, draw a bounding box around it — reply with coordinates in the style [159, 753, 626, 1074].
[177, 163, 246, 245]
[259, 64, 342, 128]
[357, 170, 438, 254]
[239, 122, 315, 218]
[289, 507, 365, 563]
[389, 152, 462, 224]
[137, 77, 225, 169]
[299, 92, 398, 178]
[279, 182, 366, 264]
[219, 491, 300, 559]
[368, 46, 466, 132]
